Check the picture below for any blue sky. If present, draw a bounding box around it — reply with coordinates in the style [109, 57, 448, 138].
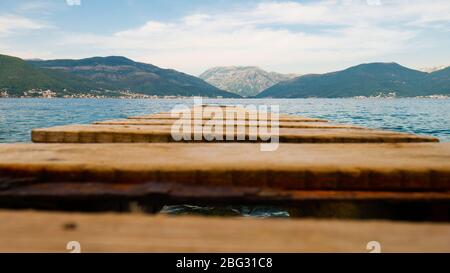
[0, 0, 449, 75]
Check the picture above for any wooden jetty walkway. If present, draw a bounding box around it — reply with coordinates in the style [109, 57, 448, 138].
[32, 106, 437, 143]
[0, 104, 449, 252]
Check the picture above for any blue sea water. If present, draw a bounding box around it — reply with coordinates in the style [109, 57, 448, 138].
[1, 98, 449, 143]
[0, 98, 449, 217]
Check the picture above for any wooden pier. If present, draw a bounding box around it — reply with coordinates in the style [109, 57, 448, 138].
[0, 104, 449, 252]
[32, 106, 437, 143]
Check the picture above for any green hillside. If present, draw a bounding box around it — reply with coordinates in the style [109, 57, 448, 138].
[257, 63, 450, 98]
[29, 56, 240, 98]
[0, 54, 239, 97]
[0, 54, 98, 96]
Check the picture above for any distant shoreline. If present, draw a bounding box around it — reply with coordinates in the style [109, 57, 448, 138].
[0, 95, 449, 100]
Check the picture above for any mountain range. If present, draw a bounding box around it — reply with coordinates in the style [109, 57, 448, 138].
[257, 63, 450, 98]
[1, 53, 449, 98]
[199, 66, 297, 97]
[0, 54, 239, 98]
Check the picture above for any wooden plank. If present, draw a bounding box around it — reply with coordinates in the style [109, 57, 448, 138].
[0, 143, 449, 191]
[94, 119, 364, 129]
[153, 105, 298, 116]
[31, 124, 438, 143]
[0, 210, 449, 252]
[128, 113, 328, 122]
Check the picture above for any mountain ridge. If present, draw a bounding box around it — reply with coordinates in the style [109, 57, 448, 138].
[199, 66, 297, 97]
[257, 62, 450, 98]
[0, 54, 101, 97]
[28, 56, 239, 98]
[418, 65, 449, 73]
[0, 54, 239, 98]
[2, 54, 450, 98]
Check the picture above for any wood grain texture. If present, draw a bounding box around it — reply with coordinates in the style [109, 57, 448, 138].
[94, 119, 363, 129]
[31, 107, 438, 143]
[0, 143, 449, 190]
[127, 113, 328, 122]
[32, 124, 438, 143]
[0, 210, 449, 252]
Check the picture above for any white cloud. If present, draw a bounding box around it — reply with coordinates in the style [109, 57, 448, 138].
[0, 14, 49, 35]
[61, 0, 432, 74]
[4, 0, 450, 74]
[245, 0, 450, 27]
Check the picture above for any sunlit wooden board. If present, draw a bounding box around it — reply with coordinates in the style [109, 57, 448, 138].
[31, 124, 438, 143]
[0, 143, 448, 191]
[94, 119, 364, 129]
[0, 210, 449, 252]
[155, 105, 297, 116]
[127, 113, 328, 122]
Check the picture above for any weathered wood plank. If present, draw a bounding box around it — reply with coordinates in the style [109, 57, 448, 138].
[145, 106, 302, 117]
[0, 210, 449, 252]
[128, 113, 328, 122]
[31, 124, 438, 143]
[94, 119, 364, 129]
[0, 143, 449, 191]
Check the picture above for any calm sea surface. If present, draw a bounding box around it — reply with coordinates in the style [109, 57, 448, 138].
[1, 98, 449, 217]
[1, 98, 449, 143]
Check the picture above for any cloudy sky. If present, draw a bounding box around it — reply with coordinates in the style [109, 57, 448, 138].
[0, 0, 449, 75]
